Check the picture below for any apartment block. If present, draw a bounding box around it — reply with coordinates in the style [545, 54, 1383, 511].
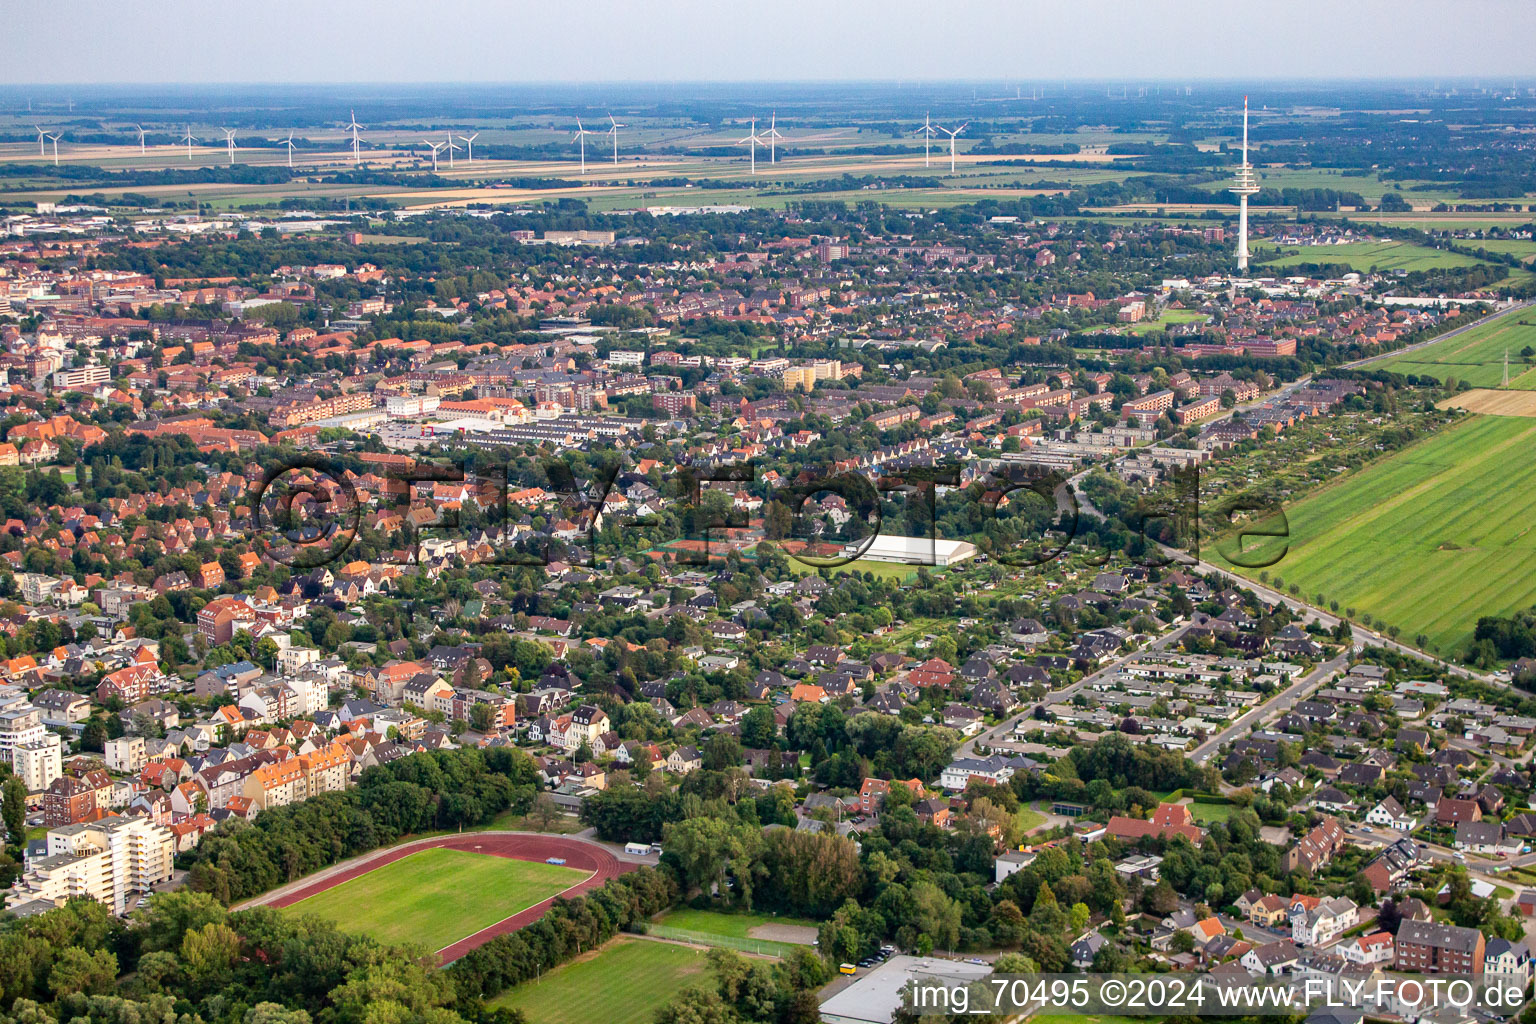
[12, 733, 62, 793]
[6, 816, 175, 915]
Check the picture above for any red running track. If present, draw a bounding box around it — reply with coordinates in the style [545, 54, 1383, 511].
[262, 832, 629, 963]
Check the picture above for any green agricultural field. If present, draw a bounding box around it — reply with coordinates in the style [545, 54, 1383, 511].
[1209, 413, 1536, 659]
[1252, 240, 1486, 273]
[283, 848, 586, 951]
[1373, 313, 1536, 387]
[1469, 240, 1536, 264]
[491, 938, 711, 1024]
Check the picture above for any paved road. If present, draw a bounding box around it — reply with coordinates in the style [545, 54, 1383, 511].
[959, 622, 1194, 761]
[1190, 652, 1349, 762]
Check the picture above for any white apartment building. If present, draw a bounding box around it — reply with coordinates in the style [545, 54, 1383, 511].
[7, 816, 175, 915]
[52, 364, 111, 390]
[385, 394, 441, 418]
[105, 735, 148, 774]
[0, 704, 46, 763]
[12, 733, 62, 793]
[1293, 896, 1359, 947]
[278, 645, 319, 675]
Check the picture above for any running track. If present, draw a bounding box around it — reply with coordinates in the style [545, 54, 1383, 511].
[244, 832, 631, 963]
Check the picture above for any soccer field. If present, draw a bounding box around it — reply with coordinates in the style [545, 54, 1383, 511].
[1210, 414, 1536, 658]
[282, 847, 587, 951]
[491, 938, 710, 1024]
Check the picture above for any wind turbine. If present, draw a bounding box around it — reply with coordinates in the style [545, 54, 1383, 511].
[283, 131, 296, 168]
[220, 128, 237, 165]
[33, 125, 46, 157]
[46, 133, 61, 166]
[134, 124, 146, 154]
[182, 125, 196, 161]
[572, 118, 597, 174]
[344, 110, 365, 167]
[458, 131, 479, 163]
[762, 111, 783, 164]
[938, 122, 967, 174]
[914, 113, 937, 168]
[606, 114, 626, 165]
[444, 132, 460, 169]
[422, 139, 444, 171]
[737, 117, 763, 174]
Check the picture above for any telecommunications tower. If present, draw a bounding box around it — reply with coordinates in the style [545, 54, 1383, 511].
[1231, 96, 1260, 272]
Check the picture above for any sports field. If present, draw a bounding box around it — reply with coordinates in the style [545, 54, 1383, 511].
[491, 937, 710, 1024]
[1374, 313, 1536, 388]
[649, 909, 819, 956]
[282, 847, 587, 951]
[1253, 239, 1485, 273]
[1209, 413, 1536, 658]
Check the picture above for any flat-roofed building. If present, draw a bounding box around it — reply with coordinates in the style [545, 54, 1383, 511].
[13, 734, 62, 793]
[7, 816, 174, 915]
[841, 534, 977, 568]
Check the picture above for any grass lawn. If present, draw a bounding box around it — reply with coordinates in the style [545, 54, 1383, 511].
[1122, 308, 1209, 335]
[484, 808, 585, 834]
[1375, 312, 1536, 388]
[283, 847, 586, 951]
[1209, 413, 1536, 658]
[491, 938, 710, 1024]
[1017, 805, 1048, 833]
[655, 908, 820, 940]
[777, 554, 929, 583]
[1190, 800, 1236, 824]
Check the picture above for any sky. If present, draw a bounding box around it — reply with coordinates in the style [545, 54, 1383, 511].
[4, 0, 1533, 84]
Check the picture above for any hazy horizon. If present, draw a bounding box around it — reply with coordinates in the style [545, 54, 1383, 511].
[5, 0, 1534, 85]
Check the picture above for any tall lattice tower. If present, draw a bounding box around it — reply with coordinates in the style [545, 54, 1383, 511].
[1231, 96, 1260, 272]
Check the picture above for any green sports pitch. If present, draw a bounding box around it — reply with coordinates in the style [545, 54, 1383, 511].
[491, 937, 711, 1024]
[1210, 413, 1536, 658]
[282, 847, 586, 951]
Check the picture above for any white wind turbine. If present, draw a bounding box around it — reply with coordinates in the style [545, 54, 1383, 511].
[737, 117, 764, 174]
[914, 113, 937, 168]
[283, 131, 296, 168]
[182, 125, 197, 160]
[444, 132, 460, 169]
[422, 139, 445, 171]
[938, 121, 967, 174]
[344, 110, 365, 167]
[606, 114, 626, 165]
[572, 118, 597, 174]
[33, 126, 47, 157]
[46, 133, 61, 166]
[220, 128, 237, 165]
[762, 111, 783, 164]
[134, 124, 147, 154]
[458, 131, 479, 163]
